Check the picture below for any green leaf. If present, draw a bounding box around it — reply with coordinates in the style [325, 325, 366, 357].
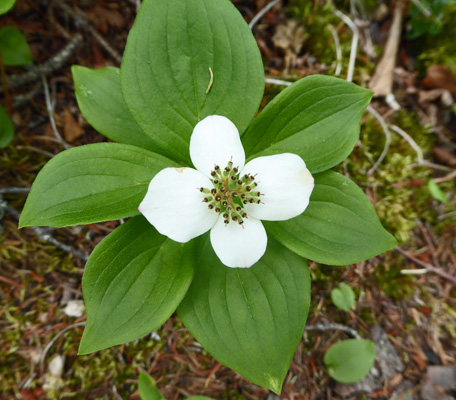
[265, 170, 397, 265]
[138, 372, 165, 400]
[242, 75, 372, 174]
[427, 179, 449, 204]
[19, 143, 178, 228]
[121, 0, 264, 164]
[79, 216, 195, 354]
[331, 283, 355, 311]
[0, 105, 14, 148]
[324, 339, 375, 383]
[0, 0, 16, 15]
[178, 236, 311, 394]
[0, 26, 32, 66]
[72, 66, 160, 152]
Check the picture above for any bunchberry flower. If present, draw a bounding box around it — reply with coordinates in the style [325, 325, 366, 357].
[139, 115, 314, 268]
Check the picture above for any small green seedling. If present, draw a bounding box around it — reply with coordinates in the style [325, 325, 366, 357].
[427, 179, 449, 204]
[324, 339, 375, 383]
[138, 371, 213, 400]
[331, 283, 356, 311]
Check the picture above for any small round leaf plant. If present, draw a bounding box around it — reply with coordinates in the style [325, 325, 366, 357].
[19, 0, 397, 394]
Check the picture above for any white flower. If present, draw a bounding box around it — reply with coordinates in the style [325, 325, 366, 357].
[138, 115, 314, 268]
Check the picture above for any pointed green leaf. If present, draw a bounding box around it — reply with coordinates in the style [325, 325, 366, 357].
[121, 0, 264, 164]
[331, 283, 355, 311]
[178, 236, 310, 394]
[79, 216, 195, 354]
[72, 66, 160, 152]
[324, 339, 375, 383]
[0, 26, 32, 66]
[0, 105, 14, 148]
[242, 75, 372, 174]
[0, 0, 16, 15]
[19, 143, 177, 228]
[138, 372, 165, 400]
[427, 179, 449, 204]
[265, 170, 397, 265]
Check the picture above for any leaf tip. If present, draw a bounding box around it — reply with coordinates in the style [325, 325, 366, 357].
[78, 333, 99, 355]
[18, 211, 31, 229]
[264, 373, 283, 395]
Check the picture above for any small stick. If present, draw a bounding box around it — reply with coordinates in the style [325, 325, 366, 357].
[395, 246, 456, 285]
[55, 2, 122, 64]
[39, 322, 86, 373]
[401, 268, 428, 275]
[4, 204, 89, 262]
[249, 0, 281, 30]
[434, 170, 456, 184]
[0, 187, 30, 194]
[328, 24, 342, 76]
[333, 9, 358, 82]
[366, 105, 391, 176]
[265, 77, 291, 87]
[305, 322, 361, 340]
[2, 34, 82, 91]
[41, 75, 70, 149]
[390, 124, 424, 164]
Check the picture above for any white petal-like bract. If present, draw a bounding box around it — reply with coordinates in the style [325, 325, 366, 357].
[138, 167, 218, 243]
[190, 115, 245, 178]
[210, 215, 267, 268]
[242, 153, 314, 221]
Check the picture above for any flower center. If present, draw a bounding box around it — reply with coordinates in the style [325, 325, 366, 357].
[199, 160, 263, 226]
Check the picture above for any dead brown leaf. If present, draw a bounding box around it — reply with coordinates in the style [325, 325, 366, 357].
[63, 109, 85, 143]
[421, 65, 456, 100]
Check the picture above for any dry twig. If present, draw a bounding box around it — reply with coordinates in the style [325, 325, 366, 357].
[396, 247, 456, 285]
[305, 322, 362, 340]
[366, 105, 392, 176]
[54, 2, 122, 64]
[39, 322, 86, 373]
[41, 75, 70, 149]
[249, 0, 281, 30]
[328, 24, 342, 76]
[1, 34, 82, 91]
[3, 204, 89, 262]
[333, 9, 358, 82]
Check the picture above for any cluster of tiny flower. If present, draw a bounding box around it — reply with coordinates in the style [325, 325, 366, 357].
[199, 160, 263, 226]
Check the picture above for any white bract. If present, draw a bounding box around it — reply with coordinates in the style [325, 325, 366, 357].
[139, 115, 314, 268]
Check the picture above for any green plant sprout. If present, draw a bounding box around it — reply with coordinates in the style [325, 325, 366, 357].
[331, 282, 356, 311]
[19, 0, 396, 393]
[323, 339, 375, 384]
[327, 283, 375, 383]
[138, 371, 214, 400]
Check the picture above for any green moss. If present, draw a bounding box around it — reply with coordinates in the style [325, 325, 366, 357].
[340, 109, 446, 244]
[411, 1, 456, 74]
[373, 260, 415, 300]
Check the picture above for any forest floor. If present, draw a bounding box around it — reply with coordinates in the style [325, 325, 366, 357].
[1, 0, 456, 399]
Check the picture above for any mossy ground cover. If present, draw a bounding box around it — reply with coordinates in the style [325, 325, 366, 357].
[1, 0, 456, 399]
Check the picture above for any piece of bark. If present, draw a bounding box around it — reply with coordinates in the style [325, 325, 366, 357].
[433, 147, 456, 167]
[369, 1, 404, 97]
